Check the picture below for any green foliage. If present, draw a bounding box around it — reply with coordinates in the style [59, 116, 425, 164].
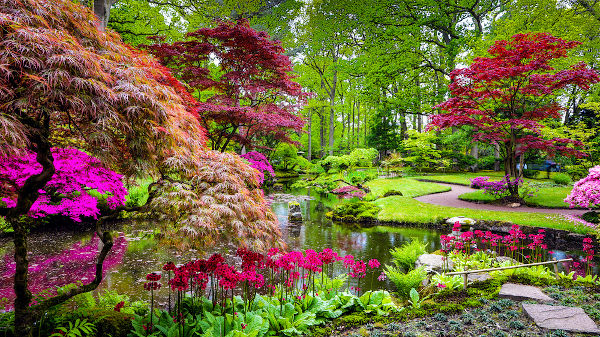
[400, 131, 442, 172]
[551, 173, 572, 185]
[272, 143, 311, 172]
[329, 201, 381, 222]
[49, 318, 96, 337]
[581, 211, 599, 224]
[521, 169, 538, 179]
[385, 266, 427, 298]
[407, 288, 430, 309]
[346, 170, 378, 185]
[130, 290, 400, 337]
[431, 273, 463, 291]
[389, 240, 427, 273]
[347, 148, 379, 167]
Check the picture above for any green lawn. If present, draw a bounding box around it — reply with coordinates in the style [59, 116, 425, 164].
[411, 171, 564, 186]
[365, 178, 451, 198]
[458, 187, 574, 208]
[372, 196, 595, 234]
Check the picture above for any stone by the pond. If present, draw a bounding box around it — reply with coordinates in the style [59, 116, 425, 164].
[499, 283, 554, 302]
[522, 303, 600, 334]
[415, 254, 454, 273]
[445, 216, 476, 226]
[467, 272, 492, 283]
[288, 201, 302, 221]
[508, 202, 521, 208]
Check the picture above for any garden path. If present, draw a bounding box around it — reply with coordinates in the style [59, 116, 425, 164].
[414, 182, 587, 216]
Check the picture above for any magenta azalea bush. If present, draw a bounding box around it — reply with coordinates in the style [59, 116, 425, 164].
[469, 175, 522, 199]
[240, 151, 275, 185]
[565, 165, 600, 208]
[0, 147, 127, 221]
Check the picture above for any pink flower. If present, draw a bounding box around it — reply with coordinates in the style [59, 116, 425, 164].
[368, 259, 380, 269]
[437, 283, 447, 288]
[377, 271, 386, 281]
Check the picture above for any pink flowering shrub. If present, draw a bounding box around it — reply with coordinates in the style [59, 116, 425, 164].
[565, 165, 600, 208]
[240, 151, 275, 185]
[469, 175, 522, 199]
[332, 185, 366, 199]
[0, 147, 127, 221]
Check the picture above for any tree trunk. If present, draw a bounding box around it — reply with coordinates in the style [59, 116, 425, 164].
[94, 0, 112, 30]
[356, 101, 361, 147]
[307, 109, 312, 161]
[504, 134, 519, 198]
[328, 70, 337, 156]
[494, 143, 500, 171]
[319, 107, 325, 158]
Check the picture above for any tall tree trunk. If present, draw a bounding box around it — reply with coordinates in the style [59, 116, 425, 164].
[319, 107, 325, 158]
[356, 101, 361, 147]
[351, 100, 355, 149]
[399, 111, 408, 140]
[470, 143, 478, 171]
[494, 143, 501, 171]
[94, 0, 113, 30]
[328, 70, 337, 156]
[307, 109, 312, 161]
[416, 75, 423, 132]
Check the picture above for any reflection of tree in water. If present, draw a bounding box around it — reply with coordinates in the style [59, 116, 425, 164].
[336, 231, 367, 252]
[0, 233, 128, 309]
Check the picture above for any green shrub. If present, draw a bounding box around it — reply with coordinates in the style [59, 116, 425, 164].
[581, 211, 599, 224]
[385, 266, 427, 298]
[552, 173, 571, 185]
[521, 169, 538, 179]
[389, 240, 427, 273]
[329, 201, 381, 221]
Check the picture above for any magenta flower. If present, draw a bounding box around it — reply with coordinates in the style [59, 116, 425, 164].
[377, 271, 386, 282]
[367, 259, 380, 269]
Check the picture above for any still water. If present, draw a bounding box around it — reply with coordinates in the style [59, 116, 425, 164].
[0, 185, 441, 305]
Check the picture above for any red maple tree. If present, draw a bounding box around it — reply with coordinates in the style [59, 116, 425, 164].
[146, 19, 306, 152]
[430, 33, 599, 197]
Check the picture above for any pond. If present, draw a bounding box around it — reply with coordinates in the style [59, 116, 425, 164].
[0, 182, 592, 309]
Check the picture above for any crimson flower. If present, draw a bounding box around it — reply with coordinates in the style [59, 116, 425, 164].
[146, 272, 162, 281]
[163, 262, 176, 271]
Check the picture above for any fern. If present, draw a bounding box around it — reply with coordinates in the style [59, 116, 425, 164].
[49, 318, 96, 337]
[385, 266, 427, 298]
[390, 240, 427, 272]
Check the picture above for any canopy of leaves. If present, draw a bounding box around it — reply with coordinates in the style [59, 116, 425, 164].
[147, 19, 305, 152]
[431, 33, 599, 158]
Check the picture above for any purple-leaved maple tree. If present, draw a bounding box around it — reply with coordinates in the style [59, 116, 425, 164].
[430, 33, 599, 197]
[146, 19, 306, 152]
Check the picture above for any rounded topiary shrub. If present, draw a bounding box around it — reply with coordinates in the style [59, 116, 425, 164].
[90, 310, 134, 337]
[521, 169, 538, 179]
[552, 173, 572, 185]
[581, 211, 599, 224]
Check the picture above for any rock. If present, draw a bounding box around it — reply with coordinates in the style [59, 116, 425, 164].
[499, 283, 554, 302]
[508, 202, 521, 208]
[467, 272, 492, 283]
[288, 201, 302, 222]
[445, 216, 476, 226]
[522, 303, 600, 334]
[415, 254, 454, 274]
[495, 256, 519, 265]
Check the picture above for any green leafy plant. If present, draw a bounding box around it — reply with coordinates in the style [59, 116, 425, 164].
[407, 288, 430, 309]
[49, 318, 96, 337]
[389, 240, 427, 273]
[552, 173, 572, 185]
[385, 266, 427, 298]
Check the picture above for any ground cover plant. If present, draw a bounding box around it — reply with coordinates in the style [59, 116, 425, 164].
[128, 247, 396, 337]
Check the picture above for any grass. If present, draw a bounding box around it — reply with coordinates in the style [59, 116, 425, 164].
[459, 187, 574, 208]
[411, 171, 564, 186]
[365, 178, 451, 198]
[372, 196, 595, 234]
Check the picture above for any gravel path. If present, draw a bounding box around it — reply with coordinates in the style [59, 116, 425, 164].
[414, 182, 587, 216]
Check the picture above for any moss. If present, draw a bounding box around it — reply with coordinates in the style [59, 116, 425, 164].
[329, 201, 381, 222]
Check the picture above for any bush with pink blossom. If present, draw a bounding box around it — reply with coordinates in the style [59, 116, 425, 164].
[565, 165, 600, 209]
[240, 151, 275, 185]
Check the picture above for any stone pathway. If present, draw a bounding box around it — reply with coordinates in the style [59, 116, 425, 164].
[414, 182, 587, 215]
[499, 283, 600, 335]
